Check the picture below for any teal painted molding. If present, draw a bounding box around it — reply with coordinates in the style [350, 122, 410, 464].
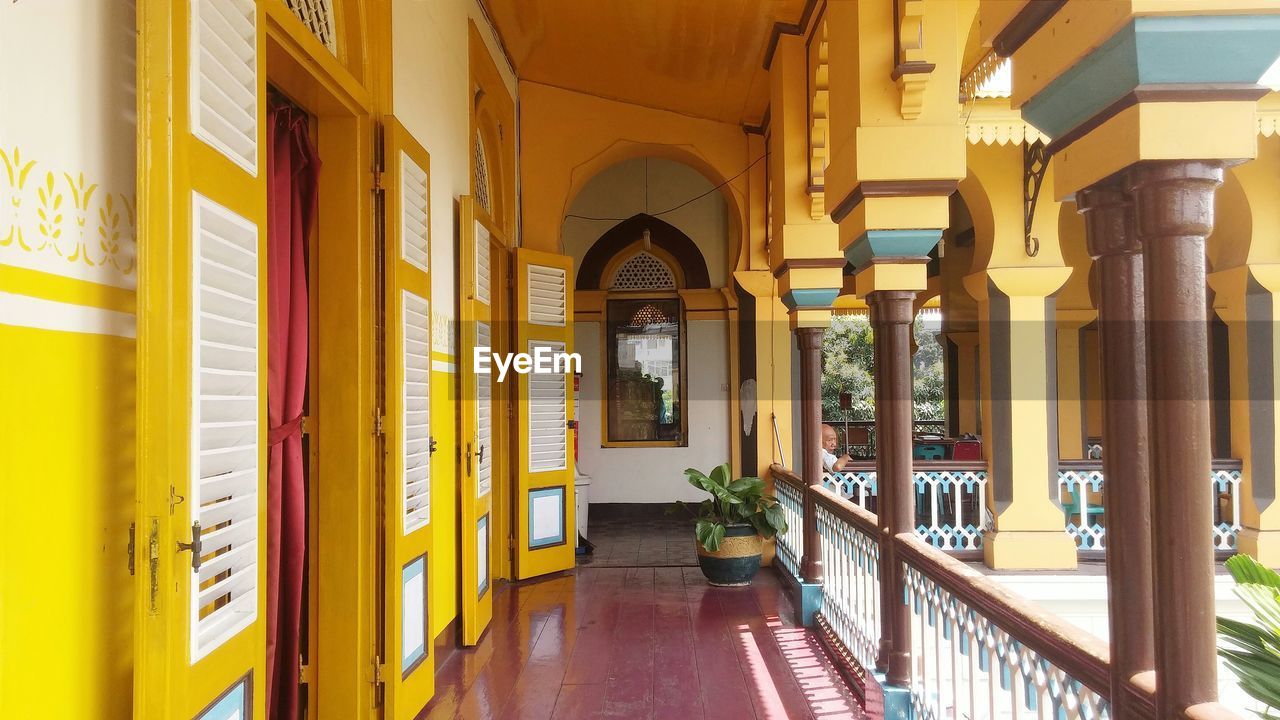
[844, 229, 942, 271]
[1023, 15, 1280, 139]
[781, 288, 840, 311]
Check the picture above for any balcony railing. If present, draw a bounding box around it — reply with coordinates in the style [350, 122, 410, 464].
[819, 459, 1243, 553]
[771, 462, 1244, 720]
[823, 461, 987, 551]
[1058, 459, 1243, 551]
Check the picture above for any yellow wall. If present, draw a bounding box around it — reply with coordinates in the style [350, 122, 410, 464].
[0, 2, 137, 717]
[519, 80, 750, 258]
[390, 0, 515, 639]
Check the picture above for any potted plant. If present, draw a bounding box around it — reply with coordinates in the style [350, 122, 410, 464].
[683, 463, 788, 586]
[1217, 554, 1280, 715]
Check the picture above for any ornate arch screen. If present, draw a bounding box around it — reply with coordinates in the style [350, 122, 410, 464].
[610, 251, 675, 290]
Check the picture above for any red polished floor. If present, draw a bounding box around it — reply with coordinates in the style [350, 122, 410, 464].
[423, 567, 865, 720]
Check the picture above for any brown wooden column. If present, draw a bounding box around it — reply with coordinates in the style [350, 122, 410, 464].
[869, 289, 916, 686]
[873, 307, 892, 672]
[797, 325, 825, 584]
[1128, 160, 1225, 717]
[1077, 182, 1156, 715]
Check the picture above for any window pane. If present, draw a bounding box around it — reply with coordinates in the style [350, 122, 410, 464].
[606, 299, 683, 443]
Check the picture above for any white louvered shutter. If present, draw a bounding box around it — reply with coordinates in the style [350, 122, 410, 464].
[400, 152, 429, 273]
[190, 193, 260, 661]
[527, 264, 566, 326]
[475, 224, 491, 306]
[402, 291, 431, 534]
[190, 0, 259, 174]
[475, 321, 492, 498]
[528, 340, 568, 473]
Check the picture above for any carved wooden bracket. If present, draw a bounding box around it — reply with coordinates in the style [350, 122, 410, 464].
[1023, 139, 1051, 257]
[892, 0, 933, 120]
[809, 21, 830, 220]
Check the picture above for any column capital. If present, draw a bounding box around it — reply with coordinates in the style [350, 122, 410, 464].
[1077, 181, 1139, 259]
[866, 289, 917, 326]
[1126, 160, 1225, 243]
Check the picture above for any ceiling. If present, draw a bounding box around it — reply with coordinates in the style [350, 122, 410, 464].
[481, 0, 809, 125]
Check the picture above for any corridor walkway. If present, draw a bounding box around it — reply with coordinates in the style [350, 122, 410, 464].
[423, 567, 864, 719]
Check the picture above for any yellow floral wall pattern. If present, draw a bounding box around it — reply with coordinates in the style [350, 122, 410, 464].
[0, 145, 137, 286]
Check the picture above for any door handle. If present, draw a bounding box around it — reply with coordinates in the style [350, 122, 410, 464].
[477, 444, 485, 469]
[176, 521, 203, 572]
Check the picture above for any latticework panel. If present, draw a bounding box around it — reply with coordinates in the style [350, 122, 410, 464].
[285, 0, 338, 55]
[610, 252, 675, 290]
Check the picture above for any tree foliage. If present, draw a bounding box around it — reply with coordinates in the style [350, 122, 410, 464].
[820, 314, 945, 421]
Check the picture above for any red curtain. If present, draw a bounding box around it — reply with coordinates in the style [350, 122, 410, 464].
[266, 100, 320, 720]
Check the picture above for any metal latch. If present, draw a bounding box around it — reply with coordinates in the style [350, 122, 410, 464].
[429, 436, 438, 455]
[127, 522, 136, 576]
[567, 420, 578, 429]
[176, 521, 203, 572]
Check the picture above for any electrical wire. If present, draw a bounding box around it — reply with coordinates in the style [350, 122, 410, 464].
[563, 151, 770, 222]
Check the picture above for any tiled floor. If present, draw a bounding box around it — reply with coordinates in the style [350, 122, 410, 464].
[576, 504, 699, 568]
[423, 567, 865, 720]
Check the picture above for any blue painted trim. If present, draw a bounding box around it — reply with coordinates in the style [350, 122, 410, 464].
[844, 229, 942, 271]
[401, 555, 428, 673]
[875, 673, 914, 720]
[478, 514, 490, 597]
[797, 581, 824, 626]
[773, 564, 824, 626]
[196, 677, 250, 720]
[528, 486, 567, 549]
[1023, 15, 1280, 139]
[781, 287, 840, 311]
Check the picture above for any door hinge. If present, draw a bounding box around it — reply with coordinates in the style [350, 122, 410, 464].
[127, 521, 136, 576]
[371, 656, 386, 707]
[372, 168, 384, 192]
[147, 518, 160, 615]
[508, 536, 515, 550]
[374, 412, 386, 436]
[299, 661, 314, 686]
[429, 436, 438, 455]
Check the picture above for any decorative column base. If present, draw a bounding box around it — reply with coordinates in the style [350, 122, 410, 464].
[981, 529, 1079, 570]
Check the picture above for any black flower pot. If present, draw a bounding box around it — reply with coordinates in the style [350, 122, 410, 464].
[696, 523, 763, 586]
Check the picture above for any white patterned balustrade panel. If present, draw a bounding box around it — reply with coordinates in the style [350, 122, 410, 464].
[1057, 464, 1242, 551]
[903, 563, 1112, 720]
[815, 501, 881, 672]
[823, 468, 987, 550]
[773, 477, 804, 583]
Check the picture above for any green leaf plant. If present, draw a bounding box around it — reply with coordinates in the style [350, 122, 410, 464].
[1218, 554, 1280, 718]
[680, 462, 788, 552]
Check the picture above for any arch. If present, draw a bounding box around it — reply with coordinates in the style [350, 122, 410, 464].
[576, 214, 711, 290]
[557, 141, 745, 276]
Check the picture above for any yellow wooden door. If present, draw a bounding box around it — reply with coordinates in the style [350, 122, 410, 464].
[458, 197, 497, 645]
[135, 0, 269, 717]
[514, 249, 578, 579]
[380, 117, 436, 718]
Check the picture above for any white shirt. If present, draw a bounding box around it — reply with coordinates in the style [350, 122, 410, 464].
[821, 448, 839, 472]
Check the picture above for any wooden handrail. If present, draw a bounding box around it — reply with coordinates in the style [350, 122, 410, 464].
[811, 482, 880, 538]
[770, 463, 807, 492]
[1059, 458, 1242, 472]
[834, 459, 988, 472]
[893, 531, 1115, 700]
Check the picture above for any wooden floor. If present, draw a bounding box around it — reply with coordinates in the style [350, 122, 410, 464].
[424, 567, 864, 720]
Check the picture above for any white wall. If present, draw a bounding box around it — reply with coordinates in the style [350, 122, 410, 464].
[392, 0, 516, 353]
[562, 157, 729, 288]
[575, 319, 732, 504]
